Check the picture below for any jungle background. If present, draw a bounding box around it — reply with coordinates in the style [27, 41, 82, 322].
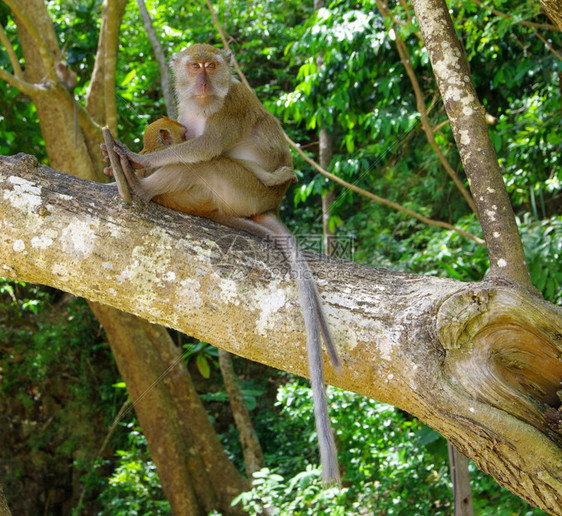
[0, 0, 560, 514]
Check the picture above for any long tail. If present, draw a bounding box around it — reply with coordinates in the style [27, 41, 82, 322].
[249, 212, 341, 485]
[210, 211, 341, 484]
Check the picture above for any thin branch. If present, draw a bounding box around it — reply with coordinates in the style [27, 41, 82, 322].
[433, 119, 450, 133]
[398, 0, 413, 25]
[136, 0, 177, 119]
[471, 0, 559, 32]
[0, 24, 23, 78]
[378, 0, 478, 215]
[471, 0, 561, 58]
[530, 25, 562, 60]
[76, 400, 131, 511]
[0, 66, 47, 96]
[287, 134, 485, 245]
[205, 0, 253, 92]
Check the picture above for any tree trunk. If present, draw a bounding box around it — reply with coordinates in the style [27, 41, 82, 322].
[411, 0, 532, 287]
[89, 304, 248, 515]
[448, 444, 474, 516]
[1, 156, 561, 514]
[0, 486, 11, 516]
[219, 350, 266, 479]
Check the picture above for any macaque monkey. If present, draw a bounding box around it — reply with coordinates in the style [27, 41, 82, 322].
[103, 44, 341, 485]
[56, 61, 78, 147]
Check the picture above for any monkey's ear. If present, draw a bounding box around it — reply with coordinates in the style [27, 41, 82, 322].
[169, 49, 185, 66]
[222, 49, 233, 66]
[159, 129, 174, 146]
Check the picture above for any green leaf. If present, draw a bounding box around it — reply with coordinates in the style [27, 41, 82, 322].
[196, 355, 211, 378]
[120, 69, 136, 87]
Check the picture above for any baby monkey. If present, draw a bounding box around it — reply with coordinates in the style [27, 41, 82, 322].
[103, 44, 341, 485]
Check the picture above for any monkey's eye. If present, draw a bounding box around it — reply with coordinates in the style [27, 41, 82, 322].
[206, 62, 216, 70]
[190, 63, 201, 70]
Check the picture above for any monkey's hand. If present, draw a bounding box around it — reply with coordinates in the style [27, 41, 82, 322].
[100, 143, 115, 177]
[112, 142, 150, 170]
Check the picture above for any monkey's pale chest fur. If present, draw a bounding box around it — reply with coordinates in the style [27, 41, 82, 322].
[179, 111, 207, 139]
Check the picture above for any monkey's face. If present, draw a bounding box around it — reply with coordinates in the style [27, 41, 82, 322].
[173, 44, 231, 103]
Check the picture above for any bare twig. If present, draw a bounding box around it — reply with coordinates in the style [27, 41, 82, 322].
[471, 0, 559, 32]
[287, 134, 485, 245]
[204, 0, 253, 92]
[471, 0, 561, 59]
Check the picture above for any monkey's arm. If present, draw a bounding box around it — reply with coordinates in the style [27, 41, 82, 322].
[112, 135, 218, 169]
[235, 160, 297, 187]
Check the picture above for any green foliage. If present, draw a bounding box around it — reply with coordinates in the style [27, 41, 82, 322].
[1, 0, 561, 512]
[183, 341, 219, 379]
[520, 215, 562, 304]
[97, 424, 170, 515]
[0, 10, 45, 161]
[234, 381, 544, 514]
[0, 284, 125, 512]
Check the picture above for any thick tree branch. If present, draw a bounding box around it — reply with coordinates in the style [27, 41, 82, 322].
[0, 155, 561, 513]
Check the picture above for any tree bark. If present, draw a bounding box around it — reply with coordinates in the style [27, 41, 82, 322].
[540, 0, 562, 29]
[218, 350, 266, 479]
[89, 304, 248, 515]
[0, 485, 11, 516]
[1, 156, 561, 514]
[411, 0, 533, 288]
[448, 444, 474, 516]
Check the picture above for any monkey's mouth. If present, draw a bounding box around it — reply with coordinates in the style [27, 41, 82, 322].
[195, 94, 214, 102]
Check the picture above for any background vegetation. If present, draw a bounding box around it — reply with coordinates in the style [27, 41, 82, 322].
[0, 0, 559, 513]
